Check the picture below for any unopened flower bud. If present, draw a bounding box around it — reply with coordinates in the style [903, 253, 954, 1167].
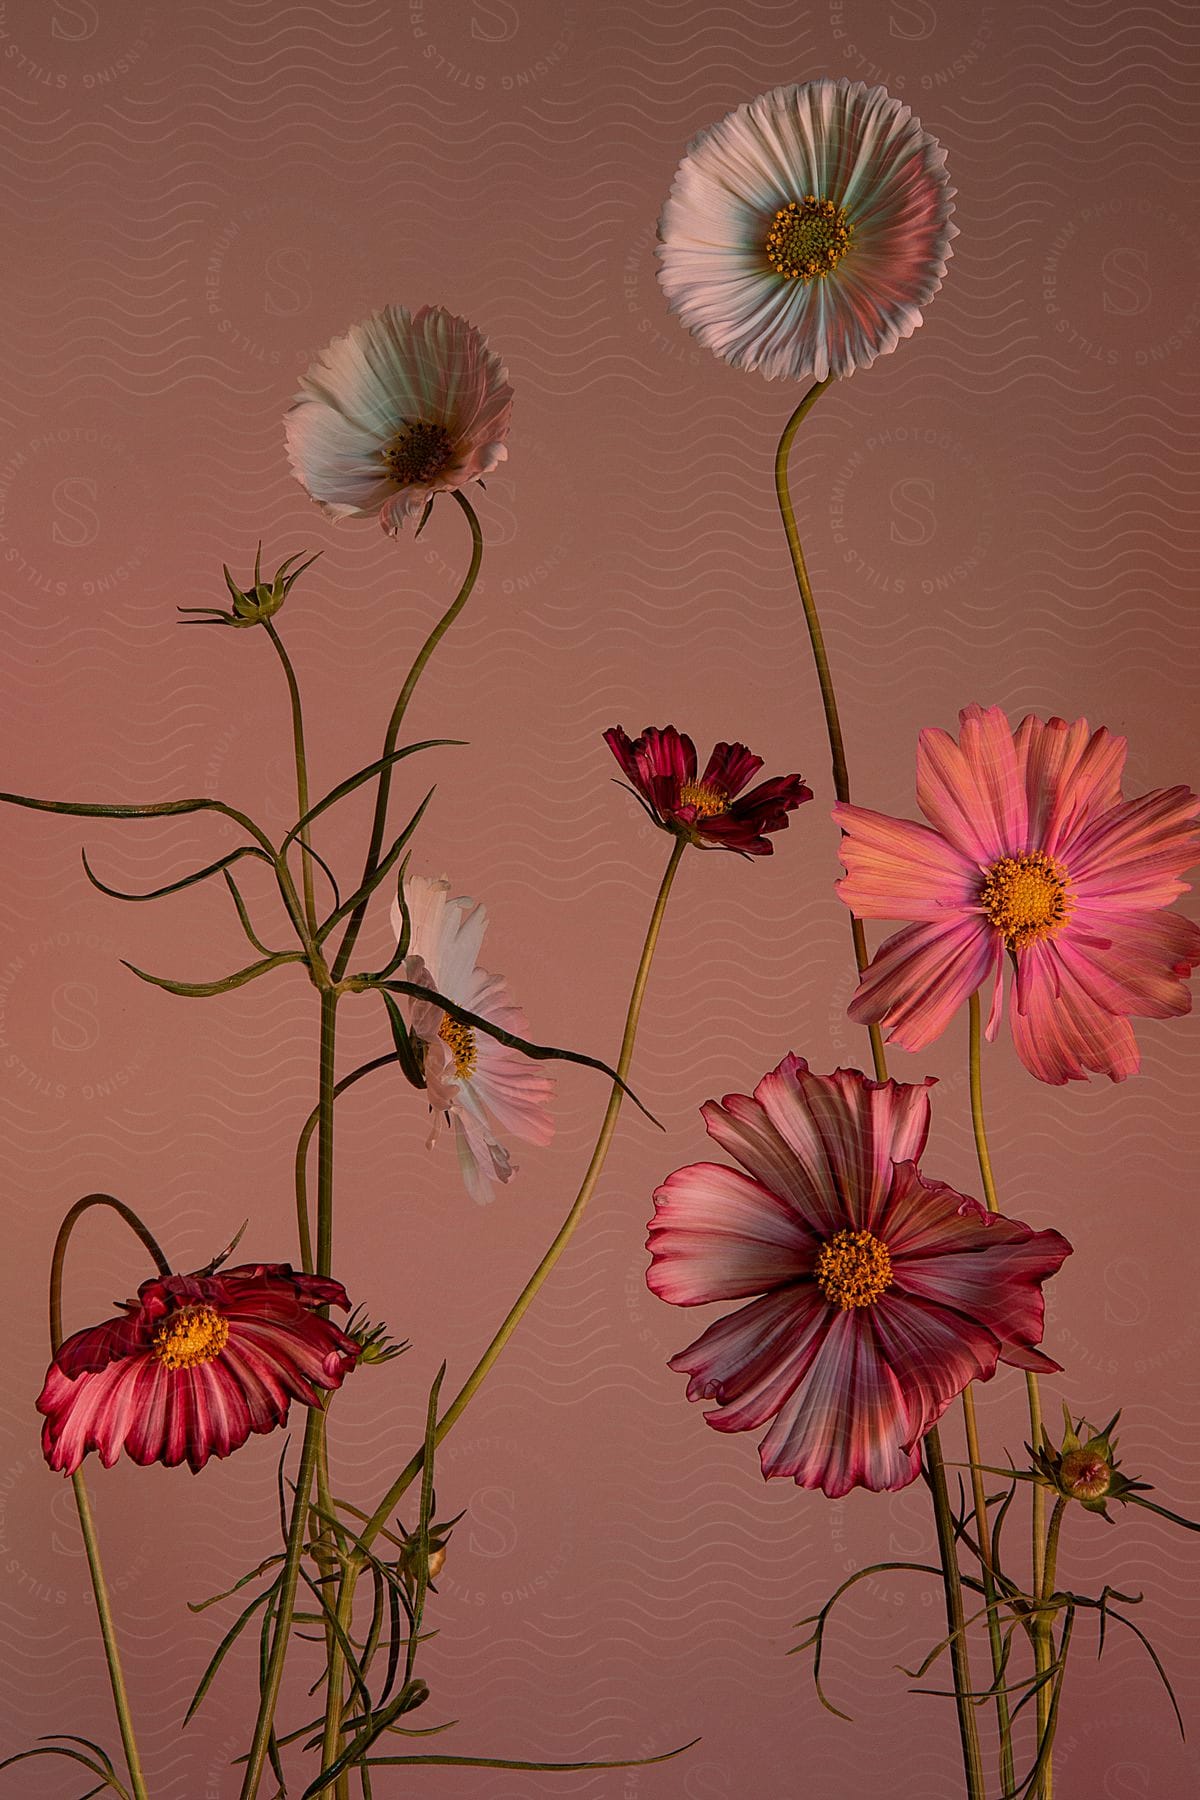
[1058, 1447, 1113, 1501]
[427, 1545, 447, 1580]
[178, 546, 320, 630]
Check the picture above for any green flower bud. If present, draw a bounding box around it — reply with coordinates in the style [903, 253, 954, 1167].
[178, 545, 320, 629]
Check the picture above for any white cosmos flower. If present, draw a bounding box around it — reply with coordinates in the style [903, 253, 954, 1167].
[657, 78, 957, 382]
[285, 305, 513, 536]
[393, 876, 554, 1205]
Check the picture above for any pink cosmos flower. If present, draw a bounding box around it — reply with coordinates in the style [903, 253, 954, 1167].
[834, 704, 1200, 1084]
[605, 725, 811, 855]
[657, 79, 957, 382]
[284, 304, 513, 536]
[647, 1056, 1070, 1498]
[38, 1263, 361, 1475]
[394, 875, 554, 1205]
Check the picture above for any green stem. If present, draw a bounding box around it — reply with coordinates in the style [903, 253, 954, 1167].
[241, 990, 340, 1800]
[1032, 1498, 1068, 1800]
[330, 493, 483, 985]
[356, 835, 687, 1554]
[48, 1196, 167, 1800]
[925, 1427, 987, 1800]
[774, 384, 886, 1080]
[264, 618, 317, 936]
[968, 990, 1051, 1795]
[961, 1384, 1015, 1796]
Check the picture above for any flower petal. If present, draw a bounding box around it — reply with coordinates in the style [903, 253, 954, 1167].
[833, 800, 980, 919]
[647, 1161, 820, 1305]
[755, 1310, 919, 1495]
[848, 915, 1000, 1050]
[669, 1282, 829, 1433]
[1010, 938, 1140, 1083]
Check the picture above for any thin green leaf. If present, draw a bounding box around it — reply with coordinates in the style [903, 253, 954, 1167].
[281, 743, 462, 852]
[1102, 1605, 1185, 1736]
[363, 1741, 701, 1772]
[184, 1581, 278, 1725]
[0, 789, 274, 854]
[121, 950, 304, 998]
[315, 791, 434, 946]
[791, 1561, 944, 1722]
[188, 1554, 285, 1614]
[296, 838, 342, 911]
[81, 842, 271, 904]
[0, 1745, 127, 1799]
[300, 1683, 429, 1798]
[378, 995, 425, 1090]
[222, 870, 275, 956]
[370, 978, 661, 1126]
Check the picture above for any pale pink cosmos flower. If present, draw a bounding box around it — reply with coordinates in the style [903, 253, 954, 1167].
[835, 704, 1200, 1083]
[285, 305, 513, 536]
[647, 1056, 1070, 1498]
[393, 876, 554, 1205]
[657, 78, 957, 382]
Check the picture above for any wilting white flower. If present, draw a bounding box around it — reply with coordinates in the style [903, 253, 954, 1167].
[394, 876, 554, 1204]
[285, 305, 513, 535]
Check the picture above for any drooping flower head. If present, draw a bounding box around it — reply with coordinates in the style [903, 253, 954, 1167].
[285, 304, 513, 536]
[605, 725, 811, 855]
[657, 78, 957, 381]
[834, 704, 1200, 1083]
[38, 1263, 361, 1475]
[647, 1056, 1070, 1498]
[394, 875, 554, 1205]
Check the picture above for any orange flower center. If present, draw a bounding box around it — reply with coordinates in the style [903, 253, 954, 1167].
[980, 850, 1072, 951]
[152, 1304, 229, 1371]
[815, 1229, 893, 1310]
[765, 197, 853, 281]
[678, 780, 729, 819]
[438, 1011, 477, 1079]
[382, 419, 453, 486]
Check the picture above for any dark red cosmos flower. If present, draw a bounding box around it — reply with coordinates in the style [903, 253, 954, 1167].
[605, 725, 811, 855]
[38, 1263, 361, 1475]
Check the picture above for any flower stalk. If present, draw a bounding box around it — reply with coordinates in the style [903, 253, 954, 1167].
[48, 1197, 169, 1800]
[775, 388, 887, 1081]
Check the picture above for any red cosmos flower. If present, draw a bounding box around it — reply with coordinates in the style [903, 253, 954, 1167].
[38, 1263, 361, 1475]
[605, 725, 811, 855]
[647, 1056, 1071, 1498]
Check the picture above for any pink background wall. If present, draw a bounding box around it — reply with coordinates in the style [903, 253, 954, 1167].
[1, 1, 1198, 1795]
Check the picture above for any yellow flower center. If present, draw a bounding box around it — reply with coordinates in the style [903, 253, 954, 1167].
[980, 850, 1072, 952]
[382, 419, 453, 486]
[678, 780, 729, 819]
[438, 1011, 477, 1079]
[152, 1304, 229, 1371]
[815, 1229, 894, 1310]
[765, 197, 853, 281]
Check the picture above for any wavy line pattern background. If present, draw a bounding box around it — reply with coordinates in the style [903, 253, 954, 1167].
[1, 0, 1197, 1794]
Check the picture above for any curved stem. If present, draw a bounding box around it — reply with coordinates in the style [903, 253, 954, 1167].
[48, 1196, 166, 1800]
[357, 835, 687, 1554]
[330, 493, 484, 984]
[295, 1054, 402, 1275]
[774, 384, 886, 1080]
[925, 1427, 987, 1800]
[264, 618, 316, 936]
[969, 990, 1051, 1794]
[241, 990, 341, 1800]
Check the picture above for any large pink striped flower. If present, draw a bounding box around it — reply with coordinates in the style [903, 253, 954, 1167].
[657, 79, 956, 382]
[605, 725, 811, 856]
[38, 1264, 361, 1475]
[834, 704, 1200, 1083]
[647, 1057, 1070, 1498]
[285, 304, 513, 536]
